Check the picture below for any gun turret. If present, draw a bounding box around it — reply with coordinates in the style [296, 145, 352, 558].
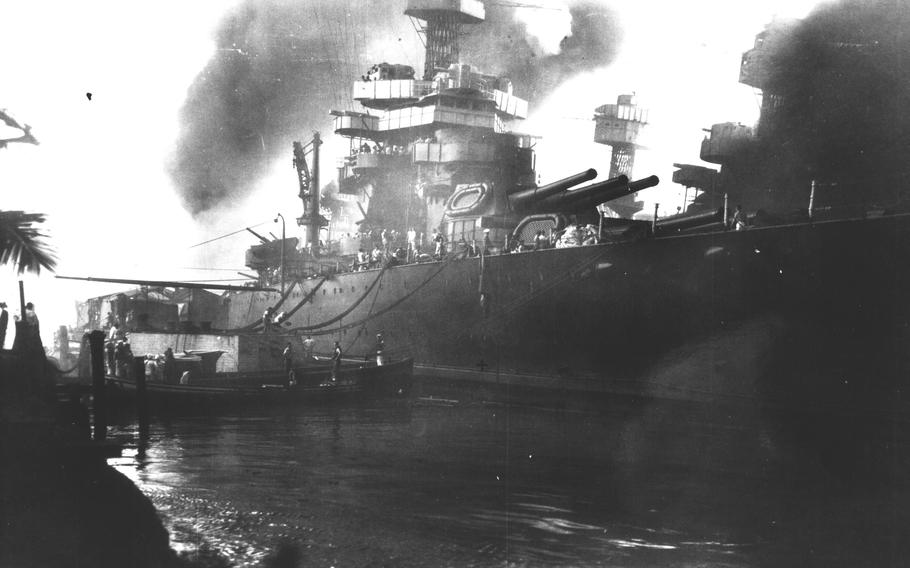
[509, 168, 598, 211]
[628, 175, 660, 193]
[531, 175, 629, 213]
[561, 175, 660, 214]
[654, 207, 724, 235]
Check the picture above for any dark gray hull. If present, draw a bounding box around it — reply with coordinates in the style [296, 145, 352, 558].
[220, 214, 910, 411]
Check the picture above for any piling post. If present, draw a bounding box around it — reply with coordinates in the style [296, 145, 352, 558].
[18, 281, 26, 320]
[808, 179, 816, 220]
[89, 330, 107, 441]
[132, 356, 149, 439]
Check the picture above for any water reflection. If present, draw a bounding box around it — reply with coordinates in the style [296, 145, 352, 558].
[107, 390, 910, 567]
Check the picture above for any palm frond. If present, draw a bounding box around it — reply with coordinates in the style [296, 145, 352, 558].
[0, 210, 57, 274]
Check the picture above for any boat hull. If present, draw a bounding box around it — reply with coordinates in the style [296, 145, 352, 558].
[105, 358, 413, 412]
[219, 214, 910, 411]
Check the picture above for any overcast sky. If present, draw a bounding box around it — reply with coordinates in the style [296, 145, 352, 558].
[0, 0, 825, 347]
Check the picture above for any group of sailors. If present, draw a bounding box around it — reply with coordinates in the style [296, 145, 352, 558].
[360, 62, 415, 82]
[141, 348, 190, 385]
[551, 224, 600, 248]
[98, 335, 192, 385]
[0, 301, 40, 349]
[343, 219, 612, 273]
[350, 228, 420, 271]
[354, 143, 408, 156]
[361, 64, 383, 82]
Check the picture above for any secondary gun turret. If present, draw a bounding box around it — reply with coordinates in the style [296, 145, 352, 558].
[531, 175, 629, 213]
[561, 175, 660, 213]
[509, 169, 598, 212]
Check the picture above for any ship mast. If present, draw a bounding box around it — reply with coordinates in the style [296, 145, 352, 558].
[293, 132, 327, 253]
[405, 0, 486, 80]
[593, 95, 648, 218]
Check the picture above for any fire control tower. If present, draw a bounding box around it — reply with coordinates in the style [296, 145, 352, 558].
[405, 0, 486, 80]
[593, 94, 648, 217]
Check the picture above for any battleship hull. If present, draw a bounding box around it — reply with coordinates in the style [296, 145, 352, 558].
[219, 215, 910, 412]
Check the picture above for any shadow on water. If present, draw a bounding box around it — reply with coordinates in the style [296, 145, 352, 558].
[105, 379, 910, 567]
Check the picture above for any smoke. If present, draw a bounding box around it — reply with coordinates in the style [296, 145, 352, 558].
[755, 0, 910, 185]
[169, 0, 403, 216]
[461, 2, 622, 103]
[169, 0, 623, 216]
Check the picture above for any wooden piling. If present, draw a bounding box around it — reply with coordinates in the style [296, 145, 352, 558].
[88, 330, 107, 441]
[808, 179, 816, 220]
[18, 281, 25, 319]
[132, 356, 149, 439]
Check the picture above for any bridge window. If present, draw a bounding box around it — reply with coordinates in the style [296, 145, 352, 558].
[449, 219, 477, 243]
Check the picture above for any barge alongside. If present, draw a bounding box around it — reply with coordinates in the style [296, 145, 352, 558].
[78, 2, 910, 418]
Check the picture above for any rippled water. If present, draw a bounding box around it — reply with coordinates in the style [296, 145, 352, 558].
[108, 380, 910, 567]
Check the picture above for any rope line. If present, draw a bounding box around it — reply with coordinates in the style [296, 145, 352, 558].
[281, 276, 328, 319]
[287, 264, 389, 332]
[214, 275, 301, 333]
[286, 252, 464, 336]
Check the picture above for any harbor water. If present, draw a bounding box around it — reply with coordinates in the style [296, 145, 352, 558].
[108, 376, 910, 567]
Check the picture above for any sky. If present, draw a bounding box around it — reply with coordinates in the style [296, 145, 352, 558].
[0, 0, 825, 349]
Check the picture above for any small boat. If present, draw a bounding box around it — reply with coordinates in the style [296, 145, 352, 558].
[104, 356, 413, 411]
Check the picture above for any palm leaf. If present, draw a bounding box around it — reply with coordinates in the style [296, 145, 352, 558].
[0, 210, 57, 274]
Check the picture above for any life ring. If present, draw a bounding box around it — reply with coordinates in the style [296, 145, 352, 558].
[445, 183, 490, 216]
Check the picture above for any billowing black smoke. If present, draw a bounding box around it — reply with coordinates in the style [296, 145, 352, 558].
[461, 2, 622, 103]
[170, 0, 622, 216]
[758, 0, 910, 187]
[169, 0, 403, 216]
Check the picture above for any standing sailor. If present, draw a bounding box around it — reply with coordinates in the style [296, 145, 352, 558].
[262, 306, 274, 334]
[375, 333, 385, 366]
[24, 302, 39, 330]
[283, 342, 295, 387]
[303, 335, 315, 363]
[432, 229, 446, 259]
[0, 302, 7, 350]
[731, 205, 746, 231]
[331, 341, 342, 381]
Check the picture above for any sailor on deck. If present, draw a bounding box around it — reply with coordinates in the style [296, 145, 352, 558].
[432, 229, 446, 259]
[303, 335, 315, 362]
[331, 341, 343, 381]
[375, 333, 385, 366]
[163, 347, 178, 384]
[731, 205, 746, 231]
[283, 342, 295, 387]
[262, 306, 274, 334]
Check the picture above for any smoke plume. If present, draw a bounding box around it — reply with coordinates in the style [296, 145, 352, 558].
[169, 1, 622, 216]
[461, 2, 622, 103]
[755, 0, 910, 187]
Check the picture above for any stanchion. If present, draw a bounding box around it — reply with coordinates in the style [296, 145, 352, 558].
[88, 330, 107, 441]
[131, 356, 149, 440]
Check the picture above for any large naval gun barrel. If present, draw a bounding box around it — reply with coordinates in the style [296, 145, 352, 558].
[654, 207, 724, 235]
[509, 168, 598, 211]
[532, 175, 629, 212]
[628, 175, 660, 193]
[563, 175, 660, 213]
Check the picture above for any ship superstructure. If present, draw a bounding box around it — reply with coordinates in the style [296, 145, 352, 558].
[236, 1, 665, 288]
[334, 0, 535, 251]
[80, 3, 910, 436]
[593, 94, 648, 217]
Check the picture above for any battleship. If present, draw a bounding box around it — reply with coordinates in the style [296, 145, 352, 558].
[76, 1, 910, 418]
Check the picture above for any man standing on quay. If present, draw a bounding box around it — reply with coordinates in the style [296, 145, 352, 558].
[0, 302, 8, 349]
